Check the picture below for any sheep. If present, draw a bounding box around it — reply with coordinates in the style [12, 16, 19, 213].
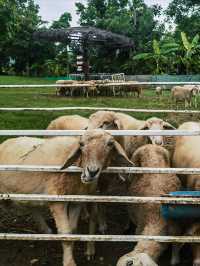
[84, 81, 98, 97]
[47, 115, 100, 260]
[172, 122, 200, 266]
[87, 112, 175, 260]
[56, 80, 75, 96]
[47, 115, 88, 131]
[155, 86, 162, 98]
[88, 111, 144, 149]
[0, 130, 133, 266]
[117, 144, 181, 266]
[88, 111, 176, 158]
[130, 86, 143, 98]
[171, 86, 198, 108]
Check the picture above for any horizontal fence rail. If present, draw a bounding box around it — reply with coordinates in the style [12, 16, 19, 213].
[0, 129, 200, 136]
[0, 107, 200, 114]
[2, 165, 200, 175]
[0, 233, 199, 243]
[1, 82, 200, 88]
[0, 194, 200, 205]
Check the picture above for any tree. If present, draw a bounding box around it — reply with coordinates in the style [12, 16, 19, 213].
[0, 0, 55, 76]
[166, 0, 200, 37]
[47, 12, 74, 76]
[180, 32, 200, 74]
[133, 39, 179, 74]
[76, 0, 164, 74]
[51, 12, 72, 29]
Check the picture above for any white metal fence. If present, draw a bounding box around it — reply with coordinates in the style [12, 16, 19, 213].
[0, 129, 200, 243]
[0, 83, 200, 245]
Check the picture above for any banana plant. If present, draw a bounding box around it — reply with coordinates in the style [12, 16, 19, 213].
[133, 39, 179, 74]
[180, 32, 200, 74]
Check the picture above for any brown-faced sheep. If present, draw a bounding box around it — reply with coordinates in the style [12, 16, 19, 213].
[0, 130, 133, 266]
[117, 144, 181, 266]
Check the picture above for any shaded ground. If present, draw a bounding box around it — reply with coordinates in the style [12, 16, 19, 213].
[0, 184, 193, 266]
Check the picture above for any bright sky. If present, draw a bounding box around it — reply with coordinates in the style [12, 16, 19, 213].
[34, 0, 171, 26]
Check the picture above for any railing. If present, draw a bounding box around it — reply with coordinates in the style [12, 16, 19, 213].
[0, 81, 200, 88]
[0, 83, 200, 245]
[0, 128, 199, 243]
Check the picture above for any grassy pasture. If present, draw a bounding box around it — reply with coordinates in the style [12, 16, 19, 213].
[1, 75, 200, 134]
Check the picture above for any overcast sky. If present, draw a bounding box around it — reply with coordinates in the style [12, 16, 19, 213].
[34, 0, 170, 26]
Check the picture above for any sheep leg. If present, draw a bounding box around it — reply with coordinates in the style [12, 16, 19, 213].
[192, 244, 200, 266]
[85, 214, 96, 260]
[85, 203, 107, 260]
[171, 244, 182, 265]
[112, 86, 116, 97]
[97, 204, 107, 234]
[32, 209, 52, 234]
[195, 97, 198, 108]
[85, 203, 97, 260]
[49, 203, 77, 266]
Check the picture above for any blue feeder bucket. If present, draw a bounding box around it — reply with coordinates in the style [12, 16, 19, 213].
[161, 191, 200, 220]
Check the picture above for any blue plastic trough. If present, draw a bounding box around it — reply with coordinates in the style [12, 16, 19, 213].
[161, 191, 200, 220]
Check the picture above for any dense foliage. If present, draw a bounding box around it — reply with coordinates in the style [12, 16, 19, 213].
[0, 0, 200, 76]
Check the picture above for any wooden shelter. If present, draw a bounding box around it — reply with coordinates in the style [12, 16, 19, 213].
[34, 26, 134, 80]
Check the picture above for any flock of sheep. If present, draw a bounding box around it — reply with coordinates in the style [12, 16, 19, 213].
[0, 110, 200, 266]
[56, 80, 200, 109]
[55, 80, 143, 98]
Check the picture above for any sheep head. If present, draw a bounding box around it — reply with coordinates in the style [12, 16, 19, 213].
[61, 129, 133, 184]
[140, 117, 176, 146]
[88, 111, 123, 130]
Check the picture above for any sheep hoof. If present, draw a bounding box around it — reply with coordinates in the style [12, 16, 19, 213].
[116, 253, 158, 266]
[85, 243, 95, 261]
[87, 254, 95, 261]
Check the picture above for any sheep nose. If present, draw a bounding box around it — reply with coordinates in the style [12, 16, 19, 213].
[155, 139, 163, 146]
[126, 261, 133, 266]
[87, 167, 100, 178]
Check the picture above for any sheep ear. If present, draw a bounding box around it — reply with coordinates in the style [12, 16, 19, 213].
[163, 122, 176, 129]
[113, 119, 123, 130]
[61, 142, 81, 169]
[113, 141, 134, 167]
[139, 123, 148, 130]
[131, 149, 141, 167]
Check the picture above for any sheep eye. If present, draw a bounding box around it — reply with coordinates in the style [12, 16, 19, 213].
[107, 140, 114, 147]
[79, 141, 84, 147]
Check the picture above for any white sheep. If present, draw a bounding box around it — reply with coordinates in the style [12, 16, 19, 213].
[171, 86, 198, 108]
[88, 111, 175, 158]
[155, 86, 162, 98]
[47, 115, 88, 131]
[172, 122, 200, 266]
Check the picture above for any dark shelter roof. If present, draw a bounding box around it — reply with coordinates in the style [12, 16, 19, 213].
[34, 26, 134, 49]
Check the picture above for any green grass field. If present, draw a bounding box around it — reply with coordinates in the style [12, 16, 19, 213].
[0, 75, 199, 133]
